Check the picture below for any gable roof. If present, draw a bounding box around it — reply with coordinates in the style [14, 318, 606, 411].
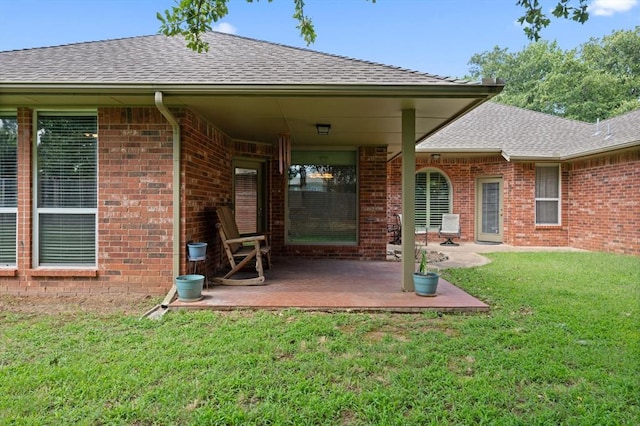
[417, 102, 640, 160]
[0, 32, 471, 86]
[0, 32, 502, 159]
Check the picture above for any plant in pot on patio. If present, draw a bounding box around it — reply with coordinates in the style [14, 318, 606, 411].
[175, 274, 205, 302]
[413, 249, 439, 297]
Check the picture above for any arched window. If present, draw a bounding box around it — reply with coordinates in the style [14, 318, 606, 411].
[415, 169, 452, 232]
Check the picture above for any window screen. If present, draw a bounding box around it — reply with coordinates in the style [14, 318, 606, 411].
[0, 114, 17, 266]
[287, 151, 357, 244]
[535, 165, 560, 225]
[415, 170, 451, 232]
[36, 114, 97, 266]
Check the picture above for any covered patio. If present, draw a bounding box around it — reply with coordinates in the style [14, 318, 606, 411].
[168, 257, 488, 313]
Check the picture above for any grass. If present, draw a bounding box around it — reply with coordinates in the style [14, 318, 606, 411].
[1, 252, 638, 424]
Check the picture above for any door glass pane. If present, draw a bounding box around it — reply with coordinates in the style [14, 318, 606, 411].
[234, 168, 258, 234]
[482, 182, 500, 234]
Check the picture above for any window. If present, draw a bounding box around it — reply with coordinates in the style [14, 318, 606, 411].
[535, 164, 560, 225]
[287, 150, 357, 244]
[415, 170, 451, 232]
[0, 114, 17, 266]
[35, 113, 97, 266]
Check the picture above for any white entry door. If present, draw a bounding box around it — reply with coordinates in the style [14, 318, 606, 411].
[476, 177, 503, 243]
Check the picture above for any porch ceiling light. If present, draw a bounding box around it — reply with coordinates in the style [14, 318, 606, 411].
[431, 153, 441, 160]
[316, 123, 331, 136]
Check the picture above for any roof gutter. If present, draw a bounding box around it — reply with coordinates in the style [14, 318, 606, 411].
[154, 91, 180, 305]
[0, 82, 504, 98]
[503, 141, 640, 162]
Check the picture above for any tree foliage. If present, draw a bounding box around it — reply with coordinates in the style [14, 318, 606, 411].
[517, 0, 589, 41]
[158, 0, 590, 53]
[467, 27, 640, 121]
[158, 0, 375, 53]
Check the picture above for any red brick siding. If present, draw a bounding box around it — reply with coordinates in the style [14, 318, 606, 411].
[568, 150, 640, 254]
[14, 108, 33, 284]
[180, 109, 232, 275]
[97, 107, 175, 294]
[3, 107, 176, 296]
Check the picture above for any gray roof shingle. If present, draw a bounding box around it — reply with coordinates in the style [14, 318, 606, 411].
[0, 32, 472, 86]
[417, 102, 640, 159]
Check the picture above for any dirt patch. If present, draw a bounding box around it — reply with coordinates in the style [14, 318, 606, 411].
[0, 294, 160, 316]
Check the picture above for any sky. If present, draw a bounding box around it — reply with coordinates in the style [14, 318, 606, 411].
[0, 0, 638, 79]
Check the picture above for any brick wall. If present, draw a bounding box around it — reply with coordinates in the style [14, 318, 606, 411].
[3, 107, 176, 296]
[568, 149, 639, 255]
[97, 107, 175, 294]
[179, 109, 232, 276]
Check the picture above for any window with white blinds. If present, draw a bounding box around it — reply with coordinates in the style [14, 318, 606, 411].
[36, 114, 97, 266]
[535, 165, 560, 225]
[287, 151, 357, 244]
[415, 170, 451, 232]
[0, 114, 17, 266]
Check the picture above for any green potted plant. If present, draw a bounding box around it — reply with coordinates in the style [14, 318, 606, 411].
[413, 249, 439, 296]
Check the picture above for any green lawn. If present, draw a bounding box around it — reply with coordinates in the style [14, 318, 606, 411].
[1, 252, 638, 425]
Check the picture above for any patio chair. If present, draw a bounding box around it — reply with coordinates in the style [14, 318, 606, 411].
[387, 213, 402, 244]
[213, 206, 271, 286]
[438, 213, 460, 246]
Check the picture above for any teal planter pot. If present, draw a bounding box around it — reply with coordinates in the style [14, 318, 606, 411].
[175, 274, 204, 302]
[187, 242, 207, 259]
[413, 272, 439, 297]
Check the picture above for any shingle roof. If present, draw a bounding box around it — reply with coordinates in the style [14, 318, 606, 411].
[417, 102, 640, 159]
[0, 32, 472, 86]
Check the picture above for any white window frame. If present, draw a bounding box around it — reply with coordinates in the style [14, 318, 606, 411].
[535, 164, 561, 226]
[415, 168, 453, 233]
[0, 112, 17, 267]
[33, 110, 98, 268]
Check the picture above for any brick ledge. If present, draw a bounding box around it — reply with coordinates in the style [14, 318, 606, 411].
[28, 269, 98, 278]
[0, 269, 17, 277]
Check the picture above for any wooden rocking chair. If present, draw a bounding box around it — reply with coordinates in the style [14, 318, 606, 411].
[213, 206, 271, 286]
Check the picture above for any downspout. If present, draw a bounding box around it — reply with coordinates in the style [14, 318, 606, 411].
[155, 91, 180, 306]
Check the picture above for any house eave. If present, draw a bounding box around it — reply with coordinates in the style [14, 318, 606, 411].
[505, 141, 640, 162]
[0, 82, 503, 99]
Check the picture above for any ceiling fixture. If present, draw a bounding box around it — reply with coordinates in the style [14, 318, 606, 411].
[315, 123, 331, 136]
[431, 153, 441, 160]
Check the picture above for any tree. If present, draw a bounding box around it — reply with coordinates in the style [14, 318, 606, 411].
[157, 0, 376, 53]
[158, 0, 590, 53]
[517, 0, 589, 41]
[466, 27, 640, 121]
